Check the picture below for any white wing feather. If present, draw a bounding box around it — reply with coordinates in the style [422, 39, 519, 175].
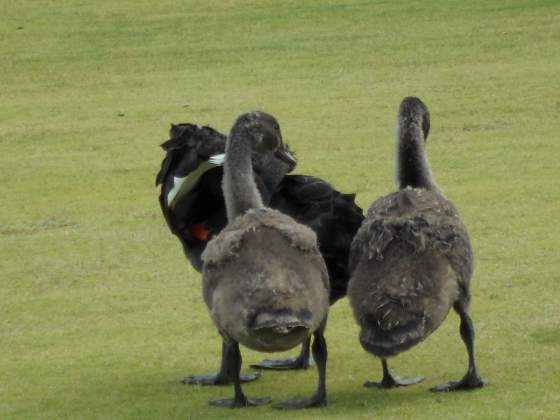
[166, 154, 225, 207]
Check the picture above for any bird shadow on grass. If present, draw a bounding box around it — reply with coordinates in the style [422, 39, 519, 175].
[327, 373, 491, 417]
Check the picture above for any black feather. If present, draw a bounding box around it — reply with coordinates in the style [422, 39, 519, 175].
[156, 123, 364, 302]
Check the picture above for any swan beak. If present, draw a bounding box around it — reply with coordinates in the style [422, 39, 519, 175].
[274, 147, 297, 169]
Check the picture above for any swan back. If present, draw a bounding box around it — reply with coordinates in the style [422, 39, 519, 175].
[348, 187, 473, 357]
[202, 208, 329, 352]
[348, 97, 473, 358]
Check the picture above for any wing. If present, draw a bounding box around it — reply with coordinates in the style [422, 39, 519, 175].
[155, 123, 296, 272]
[156, 124, 226, 200]
[155, 124, 227, 270]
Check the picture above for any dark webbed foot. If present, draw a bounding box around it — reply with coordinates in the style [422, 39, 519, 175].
[364, 374, 424, 389]
[365, 359, 424, 389]
[209, 340, 270, 409]
[251, 338, 313, 370]
[181, 372, 259, 386]
[186, 340, 260, 385]
[430, 372, 488, 392]
[272, 393, 327, 409]
[209, 396, 271, 408]
[430, 303, 488, 392]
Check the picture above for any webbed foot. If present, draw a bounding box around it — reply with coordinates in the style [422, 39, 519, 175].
[364, 374, 424, 389]
[430, 373, 488, 392]
[364, 375, 424, 389]
[209, 396, 272, 408]
[365, 359, 424, 389]
[181, 372, 259, 386]
[430, 304, 488, 392]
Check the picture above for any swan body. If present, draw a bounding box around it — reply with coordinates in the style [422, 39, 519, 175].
[203, 208, 329, 352]
[348, 97, 487, 391]
[201, 111, 329, 408]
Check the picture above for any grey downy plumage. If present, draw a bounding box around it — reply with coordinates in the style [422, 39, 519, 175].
[348, 97, 487, 391]
[202, 111, 330, 408]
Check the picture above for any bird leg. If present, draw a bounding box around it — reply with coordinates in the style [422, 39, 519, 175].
[250, 336, 313, 370]
[209, 340, 271, 408]
[364, 359, 424, 388]
[272, 330, 328, 409]
[182, 340, 259, 386]
[431, 303, 488, 392]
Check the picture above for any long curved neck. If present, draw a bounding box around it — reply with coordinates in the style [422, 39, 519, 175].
[395, 120, 438, 191]
[223, 125, 264, 221]
[255, 155, 291, 196]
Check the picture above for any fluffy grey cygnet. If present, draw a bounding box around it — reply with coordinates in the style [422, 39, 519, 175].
[348, 97, 488, 392]
[202, 111, 330, 409]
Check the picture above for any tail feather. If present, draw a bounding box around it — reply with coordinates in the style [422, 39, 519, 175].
[359, 312, 427, 358]
[250, 312, 309, 334]
[247, 311, 310, 351]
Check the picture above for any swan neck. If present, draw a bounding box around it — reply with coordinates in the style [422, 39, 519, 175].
[223, 125, 264, 221]
[395, 121, 437, 191]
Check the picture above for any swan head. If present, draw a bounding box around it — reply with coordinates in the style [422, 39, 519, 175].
[398, 97, 430, 142]
[233, 111, 297, 167]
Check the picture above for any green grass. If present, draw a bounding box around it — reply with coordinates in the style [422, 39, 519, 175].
[1, 0, 560, 418]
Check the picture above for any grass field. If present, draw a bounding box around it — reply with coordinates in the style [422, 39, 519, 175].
[2, 0, 560, 418]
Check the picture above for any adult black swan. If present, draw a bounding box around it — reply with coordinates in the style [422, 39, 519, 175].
[156, 119, 363, 385]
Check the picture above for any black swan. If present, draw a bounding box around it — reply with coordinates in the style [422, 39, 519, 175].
[156, 120, 363, 384]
